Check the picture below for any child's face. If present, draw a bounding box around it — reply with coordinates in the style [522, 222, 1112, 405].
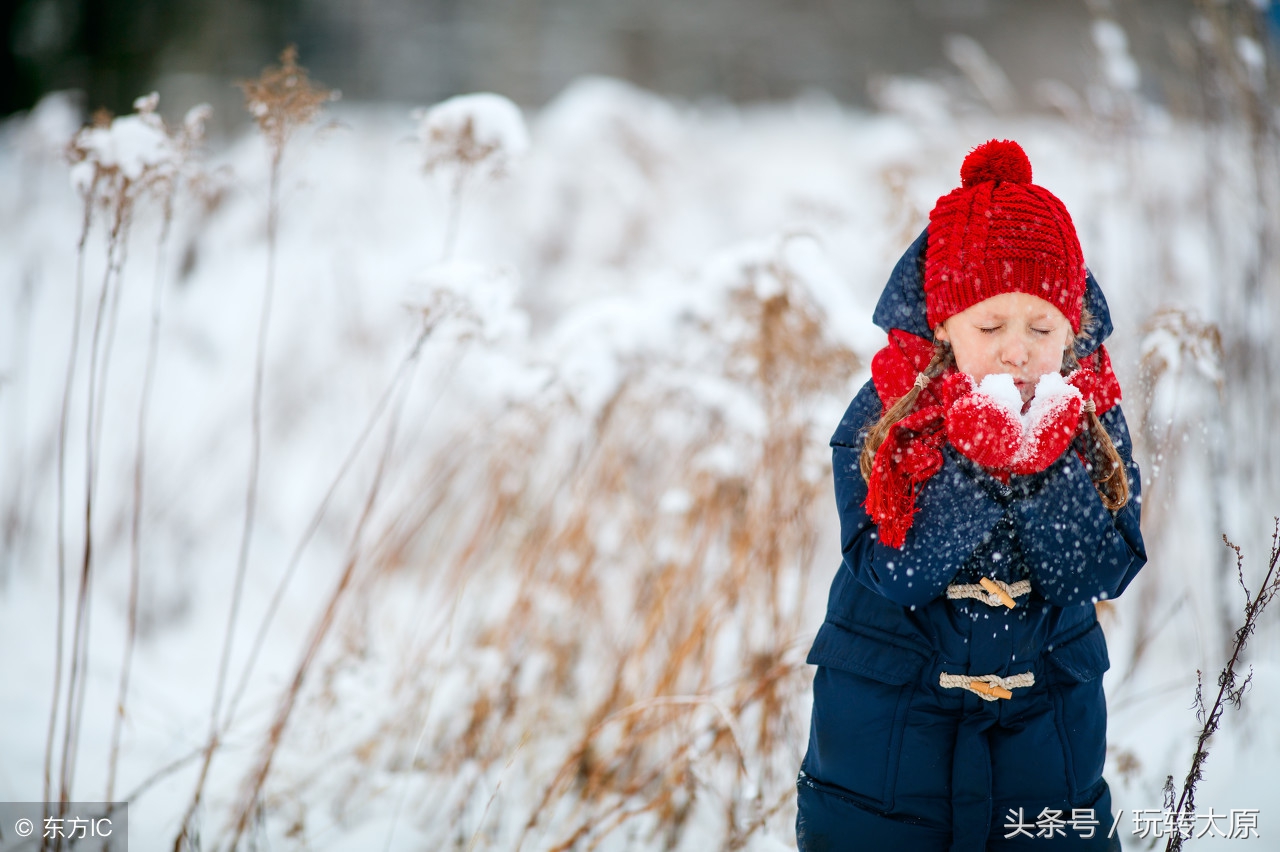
[934, 292, 1074, 404]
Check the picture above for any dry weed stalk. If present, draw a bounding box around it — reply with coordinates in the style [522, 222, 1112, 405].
[879, 163, 926, 249]
[1136, 307, 1223, 454]
[1128, 306, 1228, 669]
[219, 294, 480, 851]
[60, 114, 144, 824]
[220, 292, 474, 734]
[430, 118, 491, 261]
[43, 140, 97, 840]
[225, 389, 408, 852]
[45, 93, 205, 851]
[176, 46, 331, 852]
[1162, 520, 1280, 850]
[239, 45, 334, 170]
[267, 241, 860, 849]
[415, 93, 528, 260]
[107, 100, 211, 807]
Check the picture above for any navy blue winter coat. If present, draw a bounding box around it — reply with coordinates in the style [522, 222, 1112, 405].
[796, 230, 1147, 851]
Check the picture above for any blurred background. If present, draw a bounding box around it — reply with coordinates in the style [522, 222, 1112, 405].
[6, 0, 1280, 122]
[6, 1, 1280, 850]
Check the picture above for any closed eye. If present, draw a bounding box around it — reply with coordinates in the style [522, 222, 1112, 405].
[1030, 327, 1053, 335]
[979, 326, 1002, 334]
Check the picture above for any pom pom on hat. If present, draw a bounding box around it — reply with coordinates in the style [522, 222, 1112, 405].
[960, 139, 1033, 187]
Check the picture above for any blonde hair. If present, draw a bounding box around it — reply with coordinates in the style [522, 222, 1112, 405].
[859, 319, 1130, 511]
[1061, 344, 1130, 510]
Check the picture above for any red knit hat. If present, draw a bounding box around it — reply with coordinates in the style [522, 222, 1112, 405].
[924, 140, 1086, 333]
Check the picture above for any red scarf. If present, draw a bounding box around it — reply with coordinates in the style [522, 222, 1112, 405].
[863, 330, 1122, 548]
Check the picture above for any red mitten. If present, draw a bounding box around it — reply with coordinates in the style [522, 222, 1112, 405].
[945, 374, 1022, 470]
[1010, 373, 1084, 475]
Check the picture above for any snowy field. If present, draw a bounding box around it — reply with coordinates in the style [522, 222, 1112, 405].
[2, 71, 1280, 850]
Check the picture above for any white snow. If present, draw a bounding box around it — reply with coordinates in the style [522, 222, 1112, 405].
[975, 372, 1024, 421]
[1092, 20, 1141, 93]
[414, 92, 530, 179]
[1, 74, 1278, 850]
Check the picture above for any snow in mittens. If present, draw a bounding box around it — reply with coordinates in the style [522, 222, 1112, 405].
[971, 371, 1084, 468]
[975, 372, 1023, 420]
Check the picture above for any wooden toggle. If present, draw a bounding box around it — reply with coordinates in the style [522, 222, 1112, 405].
[979, 576, 1017, 609]
[968, 680, 1014, 700]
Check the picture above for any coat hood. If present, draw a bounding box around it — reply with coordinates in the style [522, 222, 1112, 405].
[871, 227, 1113, 358]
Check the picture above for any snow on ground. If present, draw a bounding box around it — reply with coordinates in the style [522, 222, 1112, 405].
[1, 77, 1278, 849]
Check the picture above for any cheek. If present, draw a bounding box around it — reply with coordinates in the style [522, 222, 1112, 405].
[1030, 339, 1067, 374]
[950, 338, 999, 380]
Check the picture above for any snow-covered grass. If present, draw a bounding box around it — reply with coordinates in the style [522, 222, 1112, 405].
[2, 71, 1279, 850]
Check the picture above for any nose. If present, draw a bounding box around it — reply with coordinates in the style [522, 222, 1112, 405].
[999, 337, 1029, 367]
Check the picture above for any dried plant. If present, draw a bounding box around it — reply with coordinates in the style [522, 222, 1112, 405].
[44, 92, 208, 852]
[221, 288, 481, 734]
[238, 45, 334, 170]
[106, 99, 211, 808]
[1162, 520, 1280, 850]
[1137, 307, 1224, 449]
[1134, 307, 1224, 499]
[233, 239, 859, 850]
[175, 46, 331, 852]
[1127, 306, 1228, 669]
[879, 163, 926, 249]
[414, 93, 529, 259]
[221, 291, 484, 852]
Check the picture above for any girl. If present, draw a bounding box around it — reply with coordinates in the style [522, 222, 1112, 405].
[796, 140, 1146, 851]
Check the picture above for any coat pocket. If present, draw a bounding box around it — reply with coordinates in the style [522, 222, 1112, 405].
[803, 621, 928, 810]
[806, 620, 931, 685]
[1045, 622, 1110, 803]
[1046, 620, 1111, 683]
